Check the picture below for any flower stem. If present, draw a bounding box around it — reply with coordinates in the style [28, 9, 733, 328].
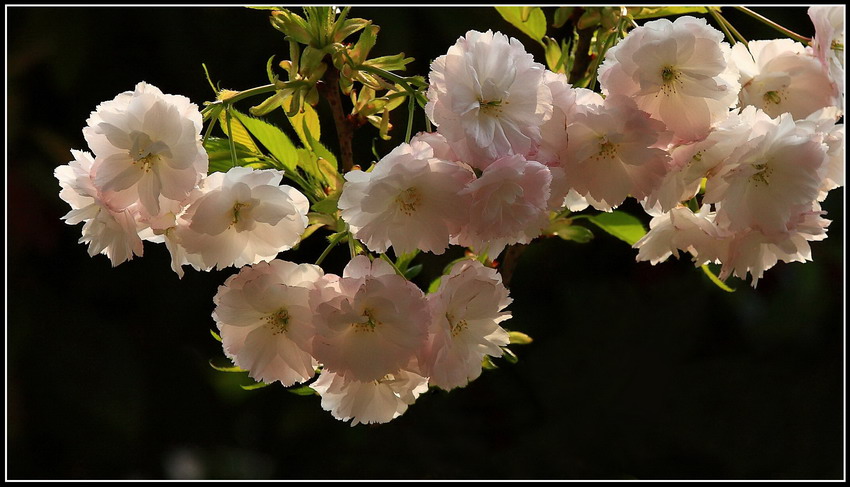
[315, 231, 347, 266]
[710, 9, 748, 46]
[201, 84, 277, 119]
[734, 7, 811, 44]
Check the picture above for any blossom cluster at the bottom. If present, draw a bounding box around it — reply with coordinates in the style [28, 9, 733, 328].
[212, 255, 513, 426]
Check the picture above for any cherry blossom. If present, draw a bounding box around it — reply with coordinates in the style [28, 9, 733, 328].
[598, 15, 740, 143]
[338, 137, 475, 256]
[561, 94, 671, 211]
[426, 29, 553, 167]
[420, 260, 511, 391]
[55, 150, 145, 266]
[310, 256, 430, 383]
[310, 368, 429, 427]
[212, 260, 323, 386]
[176, 167, 309, 271]
[83, 82, 208, 216]
[452, 153, 552, 259]
[731, 39, 839, 120]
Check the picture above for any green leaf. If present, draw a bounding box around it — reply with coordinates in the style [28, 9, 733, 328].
[218, 110, 260, 154]
[403, 264, 423, 280]
[501, 347, 519, 364]
[495, 6, 547, 45]
[302, 120, 338, 169]
[543, 37, 568, 73]
[701, 264, 736, 293]
[553, 6, 574, 28]
[287, 385, 318, 396]
[283, 97, 321, 148]
[628, 6, 709, 19]
[231, 109, 299, 173]
[547, 219, 594, 243]
[427, 276, 442, 294]
[508, 331, 533, 345]
[311, 192, 340, 215]
[204, 137, 263, 173]
[209, 360, 247, 373]
[587, 211, 647, 246]
[240, 381, 272, 391]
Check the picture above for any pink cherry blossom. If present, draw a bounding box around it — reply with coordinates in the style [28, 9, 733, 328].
[452, 153, 552, 259]
[419, 260, 511, 391]
[213, 260, 324, 386]
[311, 368, 429, 426]
[562, 94, 671, 211]
[808, 6, 845, 104]
[704, 112, 828, 237]
[310, 256, 430, 383]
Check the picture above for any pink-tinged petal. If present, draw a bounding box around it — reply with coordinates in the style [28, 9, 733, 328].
[94, 153, 142, 193]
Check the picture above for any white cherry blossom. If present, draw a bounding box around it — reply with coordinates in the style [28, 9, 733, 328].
[338, 137, 474, 256]
[426, 29, 553, 167]
[731, 39, 839, 120]
[598, 15, 740, 143]
[83, 82, 208, 216]
[176, 167, 309, 271]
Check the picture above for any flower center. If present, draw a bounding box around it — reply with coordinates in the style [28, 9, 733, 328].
[231, 201, 251, 225]
[831, 40, 844, 52]
[134, 153, 160, 173]
[748, 161, 773, 187]
[660, 65, 682, 95]
[478, 98, 505, 116]
[352, 308, 380, 333]
[395, 187, 421, 216]
[446, 312, 469, 338]
[762, 90, 784, 106]
[264, 307, 290, 335]
[592, 136, 618, 160]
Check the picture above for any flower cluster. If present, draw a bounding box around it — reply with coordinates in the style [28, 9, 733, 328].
[56, 82, 310, 277]
[55, 6, 844, 428]
[213, 256, 512, 426]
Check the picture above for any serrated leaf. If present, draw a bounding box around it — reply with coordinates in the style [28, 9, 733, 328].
[701, 264, 736, 293]
[218, 110, 261, 154]
[287, 385, 318, 396]
[588, 211, 647, 246]
[204, 137, 263, 173]
[508, 331, 533, 345]
[628, 6, 709, 20]
[231, 109, 298, 173]
[240, 381, 272, 391]
[209, 360, 247, 373]
[496, 6, 547, 45]
[283, 97, 321, 148]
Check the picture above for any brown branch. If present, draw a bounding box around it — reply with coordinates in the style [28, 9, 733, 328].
[318, 68, 355, 173]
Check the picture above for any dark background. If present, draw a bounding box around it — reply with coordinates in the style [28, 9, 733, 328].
[6, 6, 844, 480]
